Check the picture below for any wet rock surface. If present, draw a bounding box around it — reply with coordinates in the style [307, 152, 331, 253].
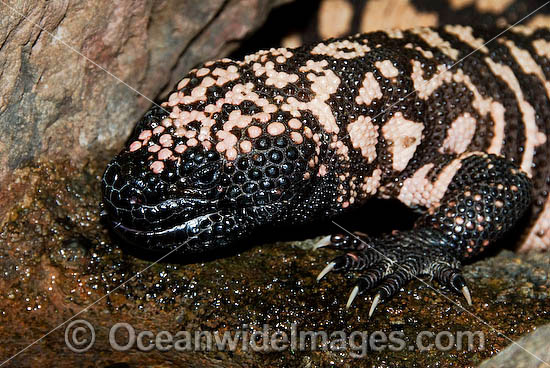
[0, 158, 549, 367]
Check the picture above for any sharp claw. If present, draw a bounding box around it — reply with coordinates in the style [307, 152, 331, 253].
[368, 294, 381, 318]
[346, 286, 360, 309]
[316, 261, 336, 281]
[461, 286, 472, 306]
[313, 235, 331, 250]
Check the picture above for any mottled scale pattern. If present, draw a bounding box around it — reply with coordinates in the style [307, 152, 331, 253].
[102, 24, 550, 310]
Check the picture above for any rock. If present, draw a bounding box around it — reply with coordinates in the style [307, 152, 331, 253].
[0, 0, 288, 222]
[480, 324, 550, 368]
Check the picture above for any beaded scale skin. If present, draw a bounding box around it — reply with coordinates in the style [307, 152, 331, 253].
[102, 24, 550, 314]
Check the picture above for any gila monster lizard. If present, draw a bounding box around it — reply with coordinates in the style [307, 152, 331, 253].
[102, 24, 550, 315]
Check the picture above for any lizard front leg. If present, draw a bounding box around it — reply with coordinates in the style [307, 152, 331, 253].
[316, 153, 532, 316]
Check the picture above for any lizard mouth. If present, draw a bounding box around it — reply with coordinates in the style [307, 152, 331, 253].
[109, 213, 206, 238]
[106, 210, 227, 252]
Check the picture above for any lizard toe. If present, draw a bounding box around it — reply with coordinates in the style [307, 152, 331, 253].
[316, 248, 381, 281]
[433, 265, 472, 306]
[313, 233, 372, 251]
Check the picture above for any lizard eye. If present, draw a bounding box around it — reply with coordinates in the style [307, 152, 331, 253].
[193, 162, 220, 186]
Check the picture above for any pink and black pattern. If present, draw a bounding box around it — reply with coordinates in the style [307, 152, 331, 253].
[102, 24, 550, 313]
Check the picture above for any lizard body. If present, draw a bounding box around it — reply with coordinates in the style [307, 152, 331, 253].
[102, 24, 550, 311]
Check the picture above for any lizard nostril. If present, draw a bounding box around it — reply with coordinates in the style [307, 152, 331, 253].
[120, 184, 146, 207]
[129, 196, 142, 205]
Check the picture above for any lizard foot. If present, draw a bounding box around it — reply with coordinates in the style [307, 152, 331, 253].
[316, 230, 472, 316]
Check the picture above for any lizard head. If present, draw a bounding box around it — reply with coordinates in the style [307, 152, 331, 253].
[102, 61, 321, 255]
